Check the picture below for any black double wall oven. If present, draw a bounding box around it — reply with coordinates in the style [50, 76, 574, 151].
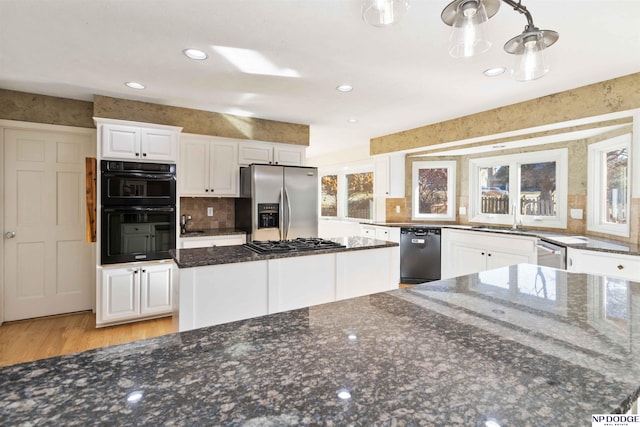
[100, 160, 176, 264]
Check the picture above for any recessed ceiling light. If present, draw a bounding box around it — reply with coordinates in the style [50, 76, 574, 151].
[125, 82, 145, 90]
[183, 48, 208, 60]
[336, 84, 353, 92]
[483, 67, 506, 77]
[347, 118, 359, 123]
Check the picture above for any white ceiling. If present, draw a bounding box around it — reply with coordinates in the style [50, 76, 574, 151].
[1, 0, 639, 158]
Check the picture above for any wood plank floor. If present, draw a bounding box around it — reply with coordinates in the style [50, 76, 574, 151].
[0, 312, 174, 367]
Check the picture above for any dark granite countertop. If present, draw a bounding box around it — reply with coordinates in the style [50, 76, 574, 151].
[170, 236, 398, 268]
[366, 222, 640, 255]
[179, 227, 246, 238]
[1, 264, 638, 425]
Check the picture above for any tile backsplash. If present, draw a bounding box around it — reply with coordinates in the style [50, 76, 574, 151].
[180, 197, 235, 230]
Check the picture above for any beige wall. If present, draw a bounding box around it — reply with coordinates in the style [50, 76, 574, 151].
[0, 89, 309, 146]
[94, 95, 309, 146]
[388, 125, 639, 244]
[0, 89, 94, 128]
[371, 72, 640, 155]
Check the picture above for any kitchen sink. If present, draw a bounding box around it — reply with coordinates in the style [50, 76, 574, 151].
[539, 235, 589, 244]
[470, 225, 515, 231]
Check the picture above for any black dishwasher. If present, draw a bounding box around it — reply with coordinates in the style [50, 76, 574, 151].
[400, 227, 441, 284]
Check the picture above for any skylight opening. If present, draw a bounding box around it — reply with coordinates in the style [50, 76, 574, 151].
[211, 45, 300, 78]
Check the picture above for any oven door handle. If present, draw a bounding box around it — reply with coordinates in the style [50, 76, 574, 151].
[102, 171, 175, 180]
[103, 206, 175, 213]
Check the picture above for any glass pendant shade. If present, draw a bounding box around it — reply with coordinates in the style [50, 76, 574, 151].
[441, 0, 500, 58]
[505, 28, 559, 81]
[362, 0, 409, 27]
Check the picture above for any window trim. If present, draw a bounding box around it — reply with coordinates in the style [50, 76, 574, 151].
[319, 163, 375, 222]
[587, 133, 631, 237]
[319, 173, 339, 218]
[411, 160, 457, 221]
[468, 148, 568, 229]
[343, 167, 375, 221]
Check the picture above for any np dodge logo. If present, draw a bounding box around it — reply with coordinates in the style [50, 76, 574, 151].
[592, 414, 640, 427]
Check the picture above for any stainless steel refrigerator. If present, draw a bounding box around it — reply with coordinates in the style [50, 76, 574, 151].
[235, 164, 318, 241]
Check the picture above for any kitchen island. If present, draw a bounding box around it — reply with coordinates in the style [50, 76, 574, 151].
[1, 264, 638, 425]
[170, 236, 400, 331]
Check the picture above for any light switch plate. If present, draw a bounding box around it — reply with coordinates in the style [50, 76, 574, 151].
[395, 205, 401, 213]
[207, 207, 213, 217]
[459, 206, 467, 215]
[570, 208, 583, 219]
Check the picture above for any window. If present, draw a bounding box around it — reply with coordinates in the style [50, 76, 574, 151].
[320, 175, 338, 217]
[587, 134, 631, 237]
[412, 161, 456, 221]
[319, 165, 375, 221]
[345, 171, 373, 220]
[469, 148, 568, 228]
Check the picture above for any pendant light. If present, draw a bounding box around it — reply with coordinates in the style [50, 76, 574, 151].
[440, 0, 559, 81]
[504, 26, 559, 81]
[362, 0, 410, 27]
[441, 0, 500, 58]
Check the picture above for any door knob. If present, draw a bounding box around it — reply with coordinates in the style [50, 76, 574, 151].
[5, 231, 16, 239]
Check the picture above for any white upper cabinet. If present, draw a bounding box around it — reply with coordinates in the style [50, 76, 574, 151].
[239, 141, 272, 165]
[374, 153, 405, 198]
[238, 140, 306, 166]
[180, 134, 239, 197]
[273, 144, 306, 166]
[95, 118, 182, 162]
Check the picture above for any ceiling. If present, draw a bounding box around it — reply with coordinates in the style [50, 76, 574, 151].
[1, 1, 639, 159]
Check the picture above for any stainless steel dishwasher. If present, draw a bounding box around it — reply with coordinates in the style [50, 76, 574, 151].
[400, 227, 441, 284]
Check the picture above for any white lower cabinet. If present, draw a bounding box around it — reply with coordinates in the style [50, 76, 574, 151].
[567, 248, 640, 281]
[360, 225, 401, 243]
[176, 245, 399, 331]
[179, 234, 246, 249]
[98, 262, 173, 326]
[441, 229, 537, 279]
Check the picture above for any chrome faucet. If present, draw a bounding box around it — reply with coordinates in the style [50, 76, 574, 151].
[180, 214, 191, 234]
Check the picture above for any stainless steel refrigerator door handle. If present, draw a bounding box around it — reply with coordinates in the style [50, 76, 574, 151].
[284, 187, 292, 240]
[279, 188, 284, 240]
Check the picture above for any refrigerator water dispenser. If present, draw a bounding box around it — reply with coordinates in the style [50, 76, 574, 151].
[257, 203, 279, 229]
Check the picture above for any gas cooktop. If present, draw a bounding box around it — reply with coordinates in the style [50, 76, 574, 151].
[244, 238, 345, 254]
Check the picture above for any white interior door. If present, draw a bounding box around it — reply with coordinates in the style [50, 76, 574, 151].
[3, 127, 94, 321]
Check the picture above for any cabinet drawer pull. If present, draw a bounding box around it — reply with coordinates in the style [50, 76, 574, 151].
[617, 264, 624, 270]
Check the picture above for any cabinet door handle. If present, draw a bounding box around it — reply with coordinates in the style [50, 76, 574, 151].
[568, 258, 573, 267]
[142, 269, 146, 273]
[487, 253, 492, 257]
[135, 152, 140, 157]
[133, 269, 138, 274]
[481, 252, 485, 256]
[617, 264, 624, 270]
[205, 189, 209, 192]
[142, 153, 147, 157]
